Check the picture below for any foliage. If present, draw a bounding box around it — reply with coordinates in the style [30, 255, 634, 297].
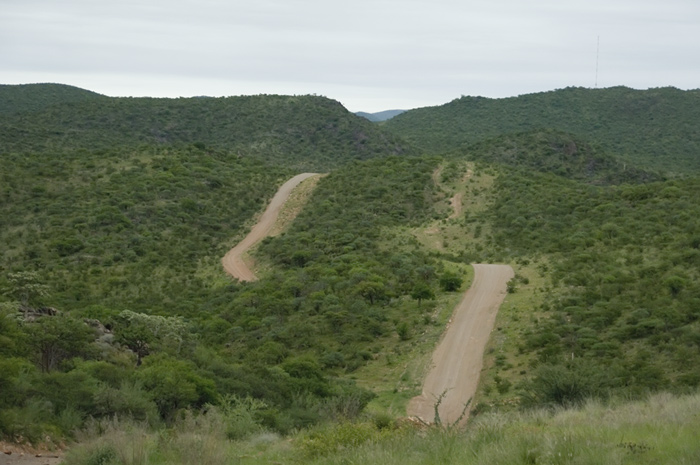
[24, 314, 96, 372]
[114, 310, 189, 366]
[0, 145, 289, 315]
[0, 84, 416, 171]
[481, 168, 700, 402]
[461, 129, 662, 185]
[4, 271, 50, 309]
[137, 355, 217, 419]
[385, 86, 700, 174]
[439, 271, 463, 292]
[0, 152, 441, 440]
[0, 83, 103, 116]
[3, 82, 700, 449]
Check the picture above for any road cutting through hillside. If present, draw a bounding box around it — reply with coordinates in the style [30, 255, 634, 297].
[222, 172, 318, 281]
[407, 263, 514, 425]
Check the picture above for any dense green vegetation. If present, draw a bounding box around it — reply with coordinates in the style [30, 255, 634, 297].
[481, 169, 700, 405]
[385, 86, 700, 173]
[0, 83, 104, 116]
[0, 145, 290, 313]
[2, 83, 699, 461]
[461, 129, 662, 185]
[0, 142, 448, 442]
[0, 84, 415, 171]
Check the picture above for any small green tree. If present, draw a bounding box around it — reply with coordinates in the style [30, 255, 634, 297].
[439, 271, 463, 292]
[25, 315, 95, 372]
[114, 310, 188, 366]
[138, 355, 217, 419]
[411, 283, 435, 307]
[5, 271, 50, 310]
[354, 279, 387, 305]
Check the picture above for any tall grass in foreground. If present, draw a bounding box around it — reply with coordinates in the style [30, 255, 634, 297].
[63, 392, 700, 465]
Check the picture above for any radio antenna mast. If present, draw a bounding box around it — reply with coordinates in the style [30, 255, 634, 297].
[595, 36, 600, 88]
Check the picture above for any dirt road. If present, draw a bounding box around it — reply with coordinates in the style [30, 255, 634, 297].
[407, 264, 514, 425]
[222, 173, 318, 281]
[0, 442, 62, 465]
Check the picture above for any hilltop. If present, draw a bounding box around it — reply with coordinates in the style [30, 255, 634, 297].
[384, 86, 700, 174]
[0, 83, 104, 116]
[0, 84, 414, 170]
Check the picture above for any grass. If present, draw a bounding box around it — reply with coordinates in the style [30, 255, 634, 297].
[62, 391, 700, 464]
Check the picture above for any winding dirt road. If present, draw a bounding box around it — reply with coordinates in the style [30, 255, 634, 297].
[222, 173, 318, 281]
[407, 263, 513, 425]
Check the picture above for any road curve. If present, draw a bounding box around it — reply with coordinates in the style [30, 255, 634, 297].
[407, 263, 514, 425]
[222, 172, 318, 281]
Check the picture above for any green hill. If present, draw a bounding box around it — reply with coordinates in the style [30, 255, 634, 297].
[2, 83, 699, 460]
[0, 83, 105, 116]
[385, 86, 700, 174]
[0, 84, 415, 170]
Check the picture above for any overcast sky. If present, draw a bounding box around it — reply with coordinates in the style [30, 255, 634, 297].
[1, 0, 698, 112]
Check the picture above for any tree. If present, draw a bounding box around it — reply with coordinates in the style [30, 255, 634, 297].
[25, 315, 95, 372]
[5, 271, 50, 311]
[354, 279, 387, 305]
[411, 283, 435, 307]
[439, 271, 463, 292]
[138, 355, 217, 419]
[114, 310, 188, 366]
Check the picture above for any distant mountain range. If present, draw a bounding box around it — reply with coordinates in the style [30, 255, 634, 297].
[355, 109, 406, 122]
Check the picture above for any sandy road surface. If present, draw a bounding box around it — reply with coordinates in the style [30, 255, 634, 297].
[0, 442, 62, 465]
[222, 173, 318, 281]
[0, 454, 61, 465]
[407, 264, 513, 425]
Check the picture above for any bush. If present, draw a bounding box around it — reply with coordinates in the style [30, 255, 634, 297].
[521, 363, 606, 408]
[137, 355, 217, 419]
[93, 381, 160, 425]
[439, 271, 463, 292]
[296, 421, 380, 458]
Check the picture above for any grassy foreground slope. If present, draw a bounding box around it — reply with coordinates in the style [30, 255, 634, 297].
[384, 86, 700, 173]
[64, 391, 700, 464]
[0, 84, 414, 170]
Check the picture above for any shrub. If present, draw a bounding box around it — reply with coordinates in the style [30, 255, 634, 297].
[439, 271, 463, 292]
[296, 421, 379, 458]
